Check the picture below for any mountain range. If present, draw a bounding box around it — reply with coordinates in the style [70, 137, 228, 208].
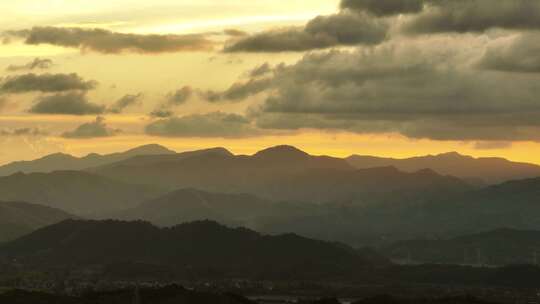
[347, 152, 540, 185]
[0, 201, 75, 243]
[0, 171, 164, 215]
[256, 176, 540, 246]
[89, 145, 472, 203]
[0, 144, 175, 176]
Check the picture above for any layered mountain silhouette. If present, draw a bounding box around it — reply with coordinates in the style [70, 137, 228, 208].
[347, 152, 540, 185]
[0, 201, 75, 243]
[0, 144, 175, 176]
[385, 228, 540, 266]
[257, 176, 540, 246]
[0, 219, 388, 279]
[0, 171, 164, 215]
[90, 145, 472, 203]
[116, 188, 273, 227]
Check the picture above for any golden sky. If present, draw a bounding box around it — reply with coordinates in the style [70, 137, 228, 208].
[1, 0, 540, 165]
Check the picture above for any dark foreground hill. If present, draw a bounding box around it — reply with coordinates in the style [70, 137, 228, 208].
[0, 220, 388, 279]
[0, 171, 164, 216]
[0, 144, 176, 176]
[347, 152, 540, 185]
[0, 285, 255, 304]
[385, 228, 540, 266]
[0, 201, 75, 243]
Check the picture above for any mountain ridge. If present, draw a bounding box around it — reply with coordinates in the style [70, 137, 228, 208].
[347, 152, 540, 184]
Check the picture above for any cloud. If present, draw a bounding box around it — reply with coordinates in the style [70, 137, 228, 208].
[29, 92, 105, 115]
[108, 93, 143, 113]
[223, 29, 248, 37]
[221, 38, 540, 141]
[145, 112, 260, 138]
[5, 27, 216, 54]
[62, 116, 119, 138]
[0, 73, 97, 93]
[149, 109, 174, 118]
[200, 78, 272, 102]
[224, 12, 388, 52]
[404, 0, 540, 34]
[149, 86, 193, 117]
[248, 63, 273, 78]
[0, 97, 8, 111]
[0, 128, 47, 137]
[473, 141, 513, 150]
[167, 86, 193, 105]
[341, 0, 424, 16]
[477, 33, 540, 73]
[6, 58, 53, 72]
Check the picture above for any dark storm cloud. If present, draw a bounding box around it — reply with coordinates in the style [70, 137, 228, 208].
[0, 127, 47, 137]
[5, 27, 215, 54]
[341, 0, 424, 16]
[6, 58, 53, 72]
[62, 116, 119, 138]
[145, 112, 259, 138]
[477, 33, 540, 73]
[404, 0, 540, 34]
[0, 73, 96, 93]
[108, 93, 143, 113]
[29, 92, 105, 115]
[224, 12, 389, 52]
[223, 41, 540, 141]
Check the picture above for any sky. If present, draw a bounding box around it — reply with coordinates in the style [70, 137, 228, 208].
[1, 0, 540, 165]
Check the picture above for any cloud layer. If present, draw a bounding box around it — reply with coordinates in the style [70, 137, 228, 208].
[225, 12, 388, 52]
[145, 112, 259, 138]
[29, 92, 105, 115]
[6, 27, 216, 54]
[62, 116, 119, 138]
[0, 73, 96, 93]
[6, 58, 53, 72]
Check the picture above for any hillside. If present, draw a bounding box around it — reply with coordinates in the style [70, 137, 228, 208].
[0, 285, 256, 304]
[385, 228, 540, 266]
[0, 144, 175, 176]
[347, 152, 540, 185]
[257, 177, 540, 246]
[0, 201, 75, 243]
[0, 219, 388, 279]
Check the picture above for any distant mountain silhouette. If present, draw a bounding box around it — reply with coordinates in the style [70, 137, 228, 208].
[116, 188, 273, 227]
[347, 152, 540, 185]
[385, 228, 540, 266]
[0, 219, 388, 279]
[258, 177, 540, 246]
[0, 201, 75, 243]
[91, 145, 471, 203]
[0, 171, 164, 216]
[0, 144, 175, 176]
